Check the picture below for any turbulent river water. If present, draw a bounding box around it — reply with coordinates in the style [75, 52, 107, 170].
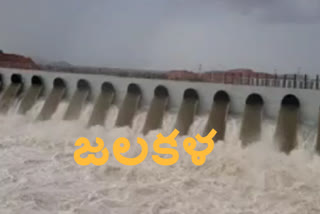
[0, 100, 320, 214]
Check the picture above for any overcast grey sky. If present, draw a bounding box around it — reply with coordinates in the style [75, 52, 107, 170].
[0, 0, 320, 73]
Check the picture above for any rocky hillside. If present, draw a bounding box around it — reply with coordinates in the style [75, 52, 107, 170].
[0, 50, 39, 69]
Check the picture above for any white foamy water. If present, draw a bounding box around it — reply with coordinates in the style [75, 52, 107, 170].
[0, 101, 320, 214]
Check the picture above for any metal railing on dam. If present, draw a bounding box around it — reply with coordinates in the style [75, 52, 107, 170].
[0, 67, 320, 154]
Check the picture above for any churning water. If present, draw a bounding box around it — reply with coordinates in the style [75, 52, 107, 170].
[0, 100, 320, 214]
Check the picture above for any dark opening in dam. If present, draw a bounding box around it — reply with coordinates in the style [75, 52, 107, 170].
[64, 79, 91, 121]
[240, 93, 264, 146]
[18, 75, 44, 114]
[88, 82, 115, 127]
[175, 88, 199, 135]
[204, 90, 230, 141]
[115, 83, 142, 127]
[0, 74, 23, 114]
[143, 85, 169, 135]
[275, 94, 300, 154]
[37, 77, 66, 121]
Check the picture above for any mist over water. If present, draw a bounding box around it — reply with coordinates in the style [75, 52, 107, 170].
[0, 100, 320, 214]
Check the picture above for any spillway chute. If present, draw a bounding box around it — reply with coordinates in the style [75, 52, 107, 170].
[316, 107, 320, 155]
[175, 88, 199, 135]
[142, 85, 169, 135]
[115, 83, 142, 127]
[18, 75, 44, 114]
[274, 94, 300, 154]
[0, 73, 23, 114]
[37, 77, 66, 121]
[87, 82, 115, 127]
[63, 79, 90, 121]
[240, 93, 264, 146]
[204, 90, 230, 141]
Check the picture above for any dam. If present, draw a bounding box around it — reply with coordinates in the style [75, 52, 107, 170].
[1, 67, 320, 213]
[0, 67, 320, 154]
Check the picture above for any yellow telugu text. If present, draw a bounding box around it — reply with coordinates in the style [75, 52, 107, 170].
[74, 129, 217, 166]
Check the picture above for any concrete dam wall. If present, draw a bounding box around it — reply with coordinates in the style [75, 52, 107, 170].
[0, 67, 320, 154]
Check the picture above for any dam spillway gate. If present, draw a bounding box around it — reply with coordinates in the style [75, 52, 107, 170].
[0, 68, 320, 154]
